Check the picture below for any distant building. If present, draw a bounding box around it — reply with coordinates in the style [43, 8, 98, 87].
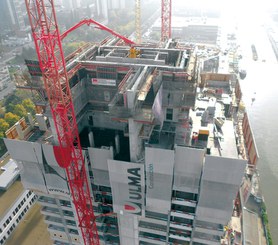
[0, 65, 11, 91]
[0, 0, 26, 33]
[107, 0, 126, 9]
[62, 0, 81, 11]
[96, 0, 109, 19]
[152, 17, 219, 45]
[95, 0, 128, 20]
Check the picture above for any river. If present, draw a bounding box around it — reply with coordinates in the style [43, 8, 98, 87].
[237, 20, 278, 243]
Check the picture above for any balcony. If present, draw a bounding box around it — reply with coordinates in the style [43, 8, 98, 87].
[172, 197, 197, 208]
[41, 206, 60, 217]
[139, 236, 165, 245]
[59, 200, 72, 211]
[48, 224, 65, 233]
[65, 219, 77, 229]
[170, 210, 194, 220]
[194, 226, 224, 236]
[139, 227, 167, 236]
[62, 210, 75, 221]
[44, 216, 62, 226]
[140, 217, 167, 226]
[38, 196, 56, 207]
[192, 236, 220, 245]
[139, 231, 166, 245]
[170, 222, 193, 232]
[169, 234, 191, 242]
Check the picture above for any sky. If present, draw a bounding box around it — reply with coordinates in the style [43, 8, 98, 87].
[172, 0, 278, 10]
[170, 0, 278, 29]
[172, 0, 278, 18]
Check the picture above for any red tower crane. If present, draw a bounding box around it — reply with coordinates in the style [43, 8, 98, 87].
[25, 0, 100, 244]
[161, 0, 172, 41]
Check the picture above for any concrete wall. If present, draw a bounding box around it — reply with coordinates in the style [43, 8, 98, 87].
[174, 146, 205, 193]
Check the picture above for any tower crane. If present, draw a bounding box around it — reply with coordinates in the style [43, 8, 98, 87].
[161, 0, 172, 41]
[135, 0, 141, 43]
[135, 0, 172, 43]
[23, 0, 133, 244]
[24, 0, 171, 244]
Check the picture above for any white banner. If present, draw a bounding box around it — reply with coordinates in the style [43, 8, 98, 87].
[108, 160, 145, 216]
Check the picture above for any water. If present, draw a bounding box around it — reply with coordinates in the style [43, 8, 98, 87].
[239, 49, 278, 243]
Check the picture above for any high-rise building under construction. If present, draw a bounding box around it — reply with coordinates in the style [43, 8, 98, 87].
[4, 37, 247, 245]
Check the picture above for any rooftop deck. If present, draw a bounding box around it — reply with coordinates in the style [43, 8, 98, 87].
[0, 157, 23, 219]
[5, 203, 52, 245]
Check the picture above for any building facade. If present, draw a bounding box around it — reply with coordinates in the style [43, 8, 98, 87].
[5, 39, 246, 245]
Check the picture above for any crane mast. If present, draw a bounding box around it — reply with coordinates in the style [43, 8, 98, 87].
[135, 0, 141, 43]
[25, 0, 99, 244]
[161, 0, 172, 41]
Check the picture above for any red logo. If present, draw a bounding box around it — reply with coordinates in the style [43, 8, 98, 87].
[124, 202, 141, 214]
[124, 204, 136, 211]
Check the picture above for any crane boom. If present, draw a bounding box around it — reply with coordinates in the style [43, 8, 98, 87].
[25, 1, 99, 244]
[60, 18, 136, 45]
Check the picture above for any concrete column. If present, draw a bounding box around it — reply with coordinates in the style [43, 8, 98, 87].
[35, 114, 48, 131]
[115, 133, 120, 154]
[88, 131, 95, 147]
[15, 122, 24, 140]
[27, 113, 34, 128]
[128, 119, 142, 162]
[48, 117, 58, 144]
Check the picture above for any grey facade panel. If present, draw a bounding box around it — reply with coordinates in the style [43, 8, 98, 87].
[196, 155, 246, 224]
[5, 139, 42, 163]
[202, 156, 246, 185]
[4, 139, 69, 197]
[92, 169, 110, 187]
[145, 147, 174, 214]
[89, 146, 113, 171]
[174, 146, 205, 193]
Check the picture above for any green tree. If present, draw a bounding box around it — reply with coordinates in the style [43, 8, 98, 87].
[0, 106, 5, 118]
[4, 90, 33, 113]
[22, 99, 36, 115]
[13, 104, 27, 118]
[4, 112, 20, 126]
[0, 118, 9, 134]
